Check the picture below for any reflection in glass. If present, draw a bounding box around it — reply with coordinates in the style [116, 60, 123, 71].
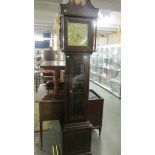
[72, 94, 84, 117]
[72, 63, 84, 117]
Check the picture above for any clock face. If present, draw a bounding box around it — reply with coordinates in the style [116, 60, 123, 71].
[67, 22, 88, 46]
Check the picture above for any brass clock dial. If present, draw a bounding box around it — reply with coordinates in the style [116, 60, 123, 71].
[67, 22, 88, 46]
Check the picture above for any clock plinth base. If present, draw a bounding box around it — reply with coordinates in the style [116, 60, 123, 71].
[61, 121, 93, 155]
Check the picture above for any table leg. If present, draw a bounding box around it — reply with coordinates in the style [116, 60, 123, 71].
[40, 120, 43, 149]
[54, 70, 60, 96]
[99, 127, 102, 136]
[39, 103, 43, 149]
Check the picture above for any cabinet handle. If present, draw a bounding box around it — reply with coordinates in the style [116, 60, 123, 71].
[70, 90, 72, 94]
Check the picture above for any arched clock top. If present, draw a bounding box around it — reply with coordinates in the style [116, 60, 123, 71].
[60, 0, 99, 18]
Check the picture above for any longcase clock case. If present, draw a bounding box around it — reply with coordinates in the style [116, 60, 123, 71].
[59, 1, 99, 155]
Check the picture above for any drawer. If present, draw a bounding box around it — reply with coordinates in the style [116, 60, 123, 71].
[39, 102, 63, 121]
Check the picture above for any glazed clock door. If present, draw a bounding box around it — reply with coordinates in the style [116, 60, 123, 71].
[67, 54, 90, 122]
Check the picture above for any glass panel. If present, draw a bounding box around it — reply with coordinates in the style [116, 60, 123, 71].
[71, 62, 84, 117]
[72, 94, 84, 117]
[72, 63, 84, 92]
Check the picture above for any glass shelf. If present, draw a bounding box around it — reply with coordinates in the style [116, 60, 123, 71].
[90, 44, 121, 98]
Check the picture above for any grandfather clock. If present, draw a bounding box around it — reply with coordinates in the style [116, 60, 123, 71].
[59, 0, 99, 155]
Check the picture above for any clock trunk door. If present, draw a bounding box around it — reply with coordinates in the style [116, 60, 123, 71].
[68, 54, 89, 122]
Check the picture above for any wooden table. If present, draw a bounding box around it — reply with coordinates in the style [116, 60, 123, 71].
[38, 61, 66, 148]
[40, 60, 65, 70]
[88, 89, 104, 135]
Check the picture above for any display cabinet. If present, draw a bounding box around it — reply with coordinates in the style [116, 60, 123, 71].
[90, 44, 121, 98]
